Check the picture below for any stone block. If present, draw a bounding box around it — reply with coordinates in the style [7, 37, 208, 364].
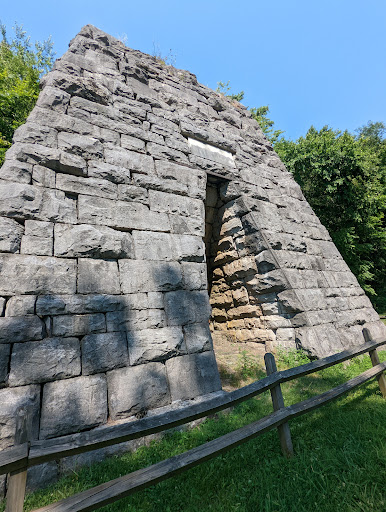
[27, 462, 59, 492]
[25, 220, 54, 238]
[119, 260, 182, 293]
[0, 344, 10, 383]
[52, 314, 106, 337]
[223, 257, 257, 280]
[183, 323, 213, 353]
[0, 254, 77, 295]
[0, 316, 45, 343]
[5, 296, 36, 316]
[128, 326, 184, 365]
[149, 189, 204, 218]
[35, 85, 71, 112]
[0, 160, 32, 184]
[0, 182, 77, 224]
[82, 332, 129, 375]
[9, 337, 81, 386]
[117, 184, 148, 204]
[121, 134, 146, 152]
[169, 213, 205, 237]
[40, 375, 107, 439]
[106, 309, 166, 332]
[78, 259, 121, 294]
[132, 231, 204, 263]
[164, 290, 211, 326]
[88, 160, 131, 184]
[155, 160, 206, 200]
[107, 362, 170, 419]
[32, 165, 56, 188]
[13, 123, 58, 147]
[58, 132, 104, 159]
[166, 352, 222, 401]
[104, 146, 154, 173]
[36, 294, 125, 316]
[78, 195, 170, 232]
[0, 385, 40, 450]
[147, 142, 189, 163]
[0, 217, 24, 253]
[181, 262, 207, 290]
[56, 173, 117, 199]
[21, 235, 53, 256]
[55, 224, 133, 259]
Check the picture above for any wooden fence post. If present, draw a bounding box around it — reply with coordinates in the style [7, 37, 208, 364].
[264, 353, 294, 457]
[5, 407, 32, 512]
[363, 328, 386, 398]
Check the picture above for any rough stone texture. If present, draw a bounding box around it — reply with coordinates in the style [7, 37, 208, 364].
[0, 23, 385, 491]
[166, 353, 222, 401]
[107, 363, 170, 419]
[128, 326, 185, 364]
[82, 332, 129, 374]
[40, 375, 107, 439]
[0, 217, 24, 253]
[8, 337, 81, 386]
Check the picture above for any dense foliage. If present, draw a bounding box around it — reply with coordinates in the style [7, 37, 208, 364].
[275, 124, 386, 305]
[0, 23, 54, 165]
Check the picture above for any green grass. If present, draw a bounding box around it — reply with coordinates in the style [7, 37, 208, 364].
[2, 351, 386, 512]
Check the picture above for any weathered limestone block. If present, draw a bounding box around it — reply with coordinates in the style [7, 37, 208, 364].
[105, 146, 154, 173]
[210, 290, 233, 308]
[106, 309, 166, 332]
[155, 160, 206, 200]
[78, 259, 121, 294]
[25, 220, 54, 238]
[107, 363, 170, 419]
[232, 287, 249, 306]
[227, 305, 260, 320]
[181, 262, 207, 290]
[40, 375, 107, 439]
[183, 323, 213, 353]
[58, 132, 104, 159]
[8, 337, 81, 386]
[78, 195, 170, 232]
[32, 165, 56, 188]
[88, 160, 130, 184]
[26, 462, 59, 492]
[0, 344, 10, 383]
[82, 332, 128, 374]
[132, 231, 205, 263]
[128, 326, 184, 365]
[121, 134, 146, 152]
[35, 85, 71, 112]
[36, 294, 125, 316]
[55, 224, 133, 258]
[0, 217, 24, 253]
[52, 313, 106, 337]
[6, 142, 87, 176]
[0, 316, 45, 343]
[0, 160, 32, 184]
[147, 142, 189, 164]
[263, 315, 292, 329]
[169, 213, 205, 237]
[13, 123, 58, 148]
[56, 174, 117, 199]
[0, 254, 77, 295]
[164, 290, 211, 326]
[166, 352, 222, 401]
[119, 260, 182, 293]
[5, 296, 36, 316]
[246, 270, 287, 294]
[0, 182, 77, 223]
[21, 235, 53, 256]
[0, 386, 40, 451]
[118, 184, 148, 203]
[223, 256, 257, 280]
[149, 189, 204, 218]
[296, 324, 345, 358]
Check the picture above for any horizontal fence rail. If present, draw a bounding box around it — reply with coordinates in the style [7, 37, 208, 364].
[1, 329, 386, 512]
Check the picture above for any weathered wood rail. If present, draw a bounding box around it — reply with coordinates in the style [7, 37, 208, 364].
[1, 328, 385, 511]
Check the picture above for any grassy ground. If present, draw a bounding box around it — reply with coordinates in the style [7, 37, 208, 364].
[2, 350, 386, 512]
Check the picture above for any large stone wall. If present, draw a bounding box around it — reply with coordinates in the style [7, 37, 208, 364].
[0, 24, 385, 492]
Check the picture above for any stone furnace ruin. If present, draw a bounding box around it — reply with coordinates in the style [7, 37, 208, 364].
[1, 25, 385, 490]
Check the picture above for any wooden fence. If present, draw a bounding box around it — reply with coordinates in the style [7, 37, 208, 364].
[1, 328, 386, 512]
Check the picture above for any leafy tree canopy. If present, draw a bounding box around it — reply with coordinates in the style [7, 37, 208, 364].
[0, 23, 54, 164]
[275, 124, 386, 302]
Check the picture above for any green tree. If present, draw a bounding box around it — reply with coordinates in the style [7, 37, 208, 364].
[0, 23, 54, 164]
[275, 125, 386, 302]
[216, 81, 283, 143]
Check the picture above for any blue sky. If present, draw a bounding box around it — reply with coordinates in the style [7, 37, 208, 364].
[1, 0, 385, 140]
